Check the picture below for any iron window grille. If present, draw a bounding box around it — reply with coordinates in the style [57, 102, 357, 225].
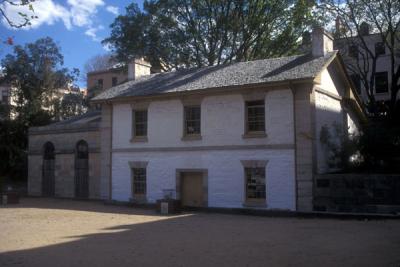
[245, 167, 266, 200]
[132, 168, 146, 195]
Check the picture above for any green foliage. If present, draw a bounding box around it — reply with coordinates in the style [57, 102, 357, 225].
[104, 0, 319, 70]
[0, 37, 82, 180]
[59, 92, 87, 120]
[358, 120, 400, 172]
[320, 122, 360, 170]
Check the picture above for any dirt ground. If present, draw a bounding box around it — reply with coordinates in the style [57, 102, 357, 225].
[0, 198, 399, 267]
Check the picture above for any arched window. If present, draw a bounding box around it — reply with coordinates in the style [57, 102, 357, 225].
[42, 142, 55, 196]
[43, 142, 55, 160]
[75, 140, 89, 198]
[76, 140, 88, 159]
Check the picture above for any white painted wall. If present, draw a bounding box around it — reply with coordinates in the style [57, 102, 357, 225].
[112, 149, 296, 211]
[112, 89, 294, 148]
[111, 88, 296, 210]
[315, 69, 345, 173]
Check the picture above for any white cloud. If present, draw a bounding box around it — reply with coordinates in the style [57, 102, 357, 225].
[0, 0, 71, 29]
[106, 6, 119, 16]
[102, 43, 112, 52]
[85, 25, 104, 42]
[0, 0, 106, 41]
[68, 0, 105, 27]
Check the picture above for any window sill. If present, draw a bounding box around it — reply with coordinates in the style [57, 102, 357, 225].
[375, 92, 389, 95]
[130, 136, 148, 143]
[242, 132, 267, 139]
[243, 201, 267, 208]
[181, 134, 202, 141]
[129, 196, 147, 204]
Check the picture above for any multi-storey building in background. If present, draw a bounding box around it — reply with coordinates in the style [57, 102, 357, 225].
[86, 58, 152, 99]
[333, 23, 399, 108]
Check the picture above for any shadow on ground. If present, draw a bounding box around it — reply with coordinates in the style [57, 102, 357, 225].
[1, 198, 400, 267]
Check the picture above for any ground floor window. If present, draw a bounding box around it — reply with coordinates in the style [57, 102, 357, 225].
[245, 167, 266, 201]
[132, 168, 146, 196]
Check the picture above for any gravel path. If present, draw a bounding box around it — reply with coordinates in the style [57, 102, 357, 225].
[1, 198, 399, 267]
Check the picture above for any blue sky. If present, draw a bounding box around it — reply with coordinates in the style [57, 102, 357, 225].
[0, 0, 144, 87]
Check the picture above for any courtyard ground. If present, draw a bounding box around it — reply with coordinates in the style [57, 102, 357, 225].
[0, 198, 399, 267]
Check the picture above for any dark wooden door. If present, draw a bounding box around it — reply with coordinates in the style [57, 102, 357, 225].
[42, 142, 55, 197]
[75, 141, 89, 198]
[42, 159, 55, 196]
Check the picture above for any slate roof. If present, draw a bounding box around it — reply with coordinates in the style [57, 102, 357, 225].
[93, 51, 337, 101]
[29, 110, 101, 134]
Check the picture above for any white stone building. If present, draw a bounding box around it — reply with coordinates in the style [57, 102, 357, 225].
[28, 28, 365, 212]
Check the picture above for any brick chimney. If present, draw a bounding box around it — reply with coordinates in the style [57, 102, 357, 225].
[312, 27, 334, 57]
[128, 58, 151, 80]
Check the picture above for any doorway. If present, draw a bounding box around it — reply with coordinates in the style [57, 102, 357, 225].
[75, 140, 89, 198]
[177, 170, 208, 207]
[42, 142, 55, 197]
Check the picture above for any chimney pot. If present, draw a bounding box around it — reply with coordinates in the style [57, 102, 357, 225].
[312, 27, 334, 57]
[128, 58, 151, 81]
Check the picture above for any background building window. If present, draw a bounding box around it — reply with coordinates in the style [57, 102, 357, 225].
[348, 45, 359, 59]
[245, 167, 266, 201]
[132, 168, 146, 195]
[97, 79, 103, 89]
[112, 77, 118, 86]
[375, 72, 389, 93]
[375, 42, 385, 56]
[133, 110, 148, 137]
[1, 89, 9, 104]
[246, 100, 265, 133]
[184, 106, 201, 135]
[350, 74, 361, 94]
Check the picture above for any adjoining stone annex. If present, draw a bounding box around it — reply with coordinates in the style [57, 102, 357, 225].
[28, 111, 103, 199]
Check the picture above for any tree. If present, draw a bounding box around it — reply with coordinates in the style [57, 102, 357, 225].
[2, 37, 79, 120]
[319, 0, 400, 119]
[103, 0, 319, 71]
[81, 53, 117, 81]
[0, 0, 38, 47]
[0, 37, 81, 180]
[59, 92, 87, 120]
[0, 0, 37, 28]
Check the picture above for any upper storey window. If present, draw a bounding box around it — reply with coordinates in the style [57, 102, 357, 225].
[246, 100, 265, 134]
[112, 77, 118, 86]
[97, 79, 103, 89]
[348, 45, 359, 59]
[184, 106, 201, 136]
[375, 42, 385, 56]
[375, 72, 389, 94]
[132, 110, 148, 139]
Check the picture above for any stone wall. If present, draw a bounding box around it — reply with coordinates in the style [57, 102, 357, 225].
[293, 83, 315, 212]
[314, 173, 400, 213]
[28, 126, 102, 199]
